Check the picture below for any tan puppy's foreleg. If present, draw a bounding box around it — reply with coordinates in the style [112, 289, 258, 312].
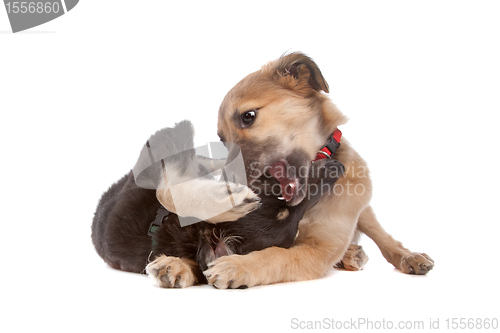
[204, 236, 352, 289]
[204, 189, 365, 288]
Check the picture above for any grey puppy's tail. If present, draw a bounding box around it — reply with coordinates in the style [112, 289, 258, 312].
[133, 120, 195, 189]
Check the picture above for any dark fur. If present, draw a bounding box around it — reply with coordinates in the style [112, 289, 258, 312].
[92, 122, 344, 282]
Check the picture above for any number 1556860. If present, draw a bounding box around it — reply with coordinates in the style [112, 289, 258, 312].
[5, 1, 60, 14]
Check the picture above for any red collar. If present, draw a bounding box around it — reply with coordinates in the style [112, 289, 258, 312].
[314, 128, 342, 161]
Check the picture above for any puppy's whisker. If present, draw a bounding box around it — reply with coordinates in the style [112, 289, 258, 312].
[223, 235, 243, 245]
[212, 228, 220, 242]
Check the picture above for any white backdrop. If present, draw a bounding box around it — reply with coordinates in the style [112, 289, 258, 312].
[1, 1, 499, 332]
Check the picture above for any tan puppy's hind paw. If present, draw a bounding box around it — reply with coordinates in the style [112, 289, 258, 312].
[400, 252, 434, 275]
[335, 245, 369, 271]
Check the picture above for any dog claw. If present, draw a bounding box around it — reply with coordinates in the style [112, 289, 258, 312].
[146, 255, 197, 288]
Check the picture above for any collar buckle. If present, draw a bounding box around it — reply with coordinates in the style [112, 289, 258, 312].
[313, 128, 342, 162]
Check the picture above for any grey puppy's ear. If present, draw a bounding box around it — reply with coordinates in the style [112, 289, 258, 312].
[273, 52, 329, 93]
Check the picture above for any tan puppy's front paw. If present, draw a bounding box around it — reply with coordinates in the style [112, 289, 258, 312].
[400, 252, 434, 275]
[146, 255, 197, 288]
[204, 254, 255, 289]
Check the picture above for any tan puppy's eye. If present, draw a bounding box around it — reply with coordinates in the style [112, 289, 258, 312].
[241, 110, 257, 127]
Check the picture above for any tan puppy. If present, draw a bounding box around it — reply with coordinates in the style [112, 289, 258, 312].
[201, 52, 434, 288]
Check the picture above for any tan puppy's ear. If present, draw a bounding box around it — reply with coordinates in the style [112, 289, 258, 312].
[271, 52, 329, 94]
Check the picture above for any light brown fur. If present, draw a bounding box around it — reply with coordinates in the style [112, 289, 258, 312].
[147, 255, 198, 288]
[204, 53, 434, 288]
